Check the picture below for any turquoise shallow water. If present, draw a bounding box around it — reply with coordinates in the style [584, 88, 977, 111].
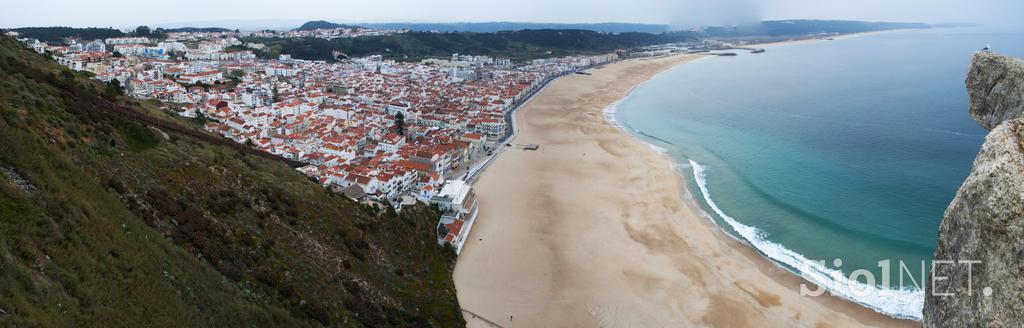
[613, 27, 1024, 319]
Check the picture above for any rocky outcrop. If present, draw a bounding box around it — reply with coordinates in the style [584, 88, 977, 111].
[923, 52, 1024, 327]
[966, 51, 1024, 130]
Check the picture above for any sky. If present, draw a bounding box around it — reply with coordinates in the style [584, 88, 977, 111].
[2, 0, 1020, 30]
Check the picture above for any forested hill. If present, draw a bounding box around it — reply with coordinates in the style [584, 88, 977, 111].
[0, 35, 464, 327]
[164, 27, 235, 33]
[298, 20, 928, 35]
[247, 29, 698, 62]
[7, 27, 125, 43]
[354, 21, 672, 34]
[254, 19, 930, 62]
[297, 20, 364, 31]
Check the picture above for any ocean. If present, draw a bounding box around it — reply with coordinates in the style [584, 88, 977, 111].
[612, 27, 1024, 320]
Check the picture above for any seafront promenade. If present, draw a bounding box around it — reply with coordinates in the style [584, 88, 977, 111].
[464, 60, 618, 183]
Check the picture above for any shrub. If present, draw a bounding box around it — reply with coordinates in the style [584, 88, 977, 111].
[116, 121, 159, 152]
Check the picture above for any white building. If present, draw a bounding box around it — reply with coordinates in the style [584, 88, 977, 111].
[105, 37, 149, 45]
[378, 133, 406, 153]
[158, 42, 187, 52]
[265, 64, 299, 77]
[430, 179, 478, 254]
[84, 40, 106, 52]
[177, 70, 223, 84]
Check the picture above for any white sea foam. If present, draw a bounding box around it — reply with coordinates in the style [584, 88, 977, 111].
[601, 99, 624, 128]
[688, 160, 924, 320]
[647, 144, 671, 154]
[600, 52, 924, 320]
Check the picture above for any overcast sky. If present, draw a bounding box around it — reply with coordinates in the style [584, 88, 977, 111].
[2, 0, 1019, 29]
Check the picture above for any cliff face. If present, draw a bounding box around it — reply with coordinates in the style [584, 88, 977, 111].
[967, 52, 1024, 130]
[923, 52, 1024, 327]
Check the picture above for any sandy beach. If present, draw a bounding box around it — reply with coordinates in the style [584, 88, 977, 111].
[453, 54, 919, 327]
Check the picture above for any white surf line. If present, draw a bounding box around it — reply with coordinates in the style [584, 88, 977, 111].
[689, 160, 924, 320]
[597, 55, 925, 320]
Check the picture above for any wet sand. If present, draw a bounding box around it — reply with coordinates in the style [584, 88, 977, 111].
[454, 54, 918, 327]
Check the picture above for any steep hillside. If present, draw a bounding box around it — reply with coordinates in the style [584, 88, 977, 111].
[0, 35, 463, 327]
[923, 51, 1024, 327]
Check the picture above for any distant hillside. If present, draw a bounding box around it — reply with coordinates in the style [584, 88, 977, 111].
[356, 21, 672, 34]
[164, 27, 235, 33]
[0, 35, 464, 327]
[305, 19, 927, 35]
[7, 26, 125, 42]
[700, 20, 930, 38]
[253, 19, 928, 63]
[246, 29, 698, 62]
[297, 20, 364, 31]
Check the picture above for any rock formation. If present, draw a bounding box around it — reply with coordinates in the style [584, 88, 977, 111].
[966, 51, 1024, 130]
[923, 51, 1024, 327]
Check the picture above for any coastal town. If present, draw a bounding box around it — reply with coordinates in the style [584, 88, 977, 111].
[9, 26, 622, 251]
[4, 3, 992, 324]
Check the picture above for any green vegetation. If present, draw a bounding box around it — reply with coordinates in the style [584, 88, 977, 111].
[225, 44, 256, 52]
[7, 27, 125, 43]
[254, 19, 929, 63]
[164, 27, 235, 33]
[115, 120, 160, 152]
[394, 112, 406, 136]
[246, 29, 697, 62]
[353, 21, 672, 34]
[134, 25, 151, 36]
[297, 21, 364, 31]
[0, 35, 464, 327]
[314, 19, 929, 35]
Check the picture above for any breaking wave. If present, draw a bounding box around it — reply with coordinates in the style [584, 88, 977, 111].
[602, 75, 925, 321]
[688, 160, 925, 320]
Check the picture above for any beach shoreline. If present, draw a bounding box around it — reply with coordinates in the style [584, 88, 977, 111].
[602, 53, 925, 323]
[741, 28, 913, 49]
[455, 50, 918, 327]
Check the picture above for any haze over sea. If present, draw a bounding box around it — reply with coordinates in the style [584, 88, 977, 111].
[613, 27, 1024, 320]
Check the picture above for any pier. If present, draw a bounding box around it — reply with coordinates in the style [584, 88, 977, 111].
[734, 46, 767, 53]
